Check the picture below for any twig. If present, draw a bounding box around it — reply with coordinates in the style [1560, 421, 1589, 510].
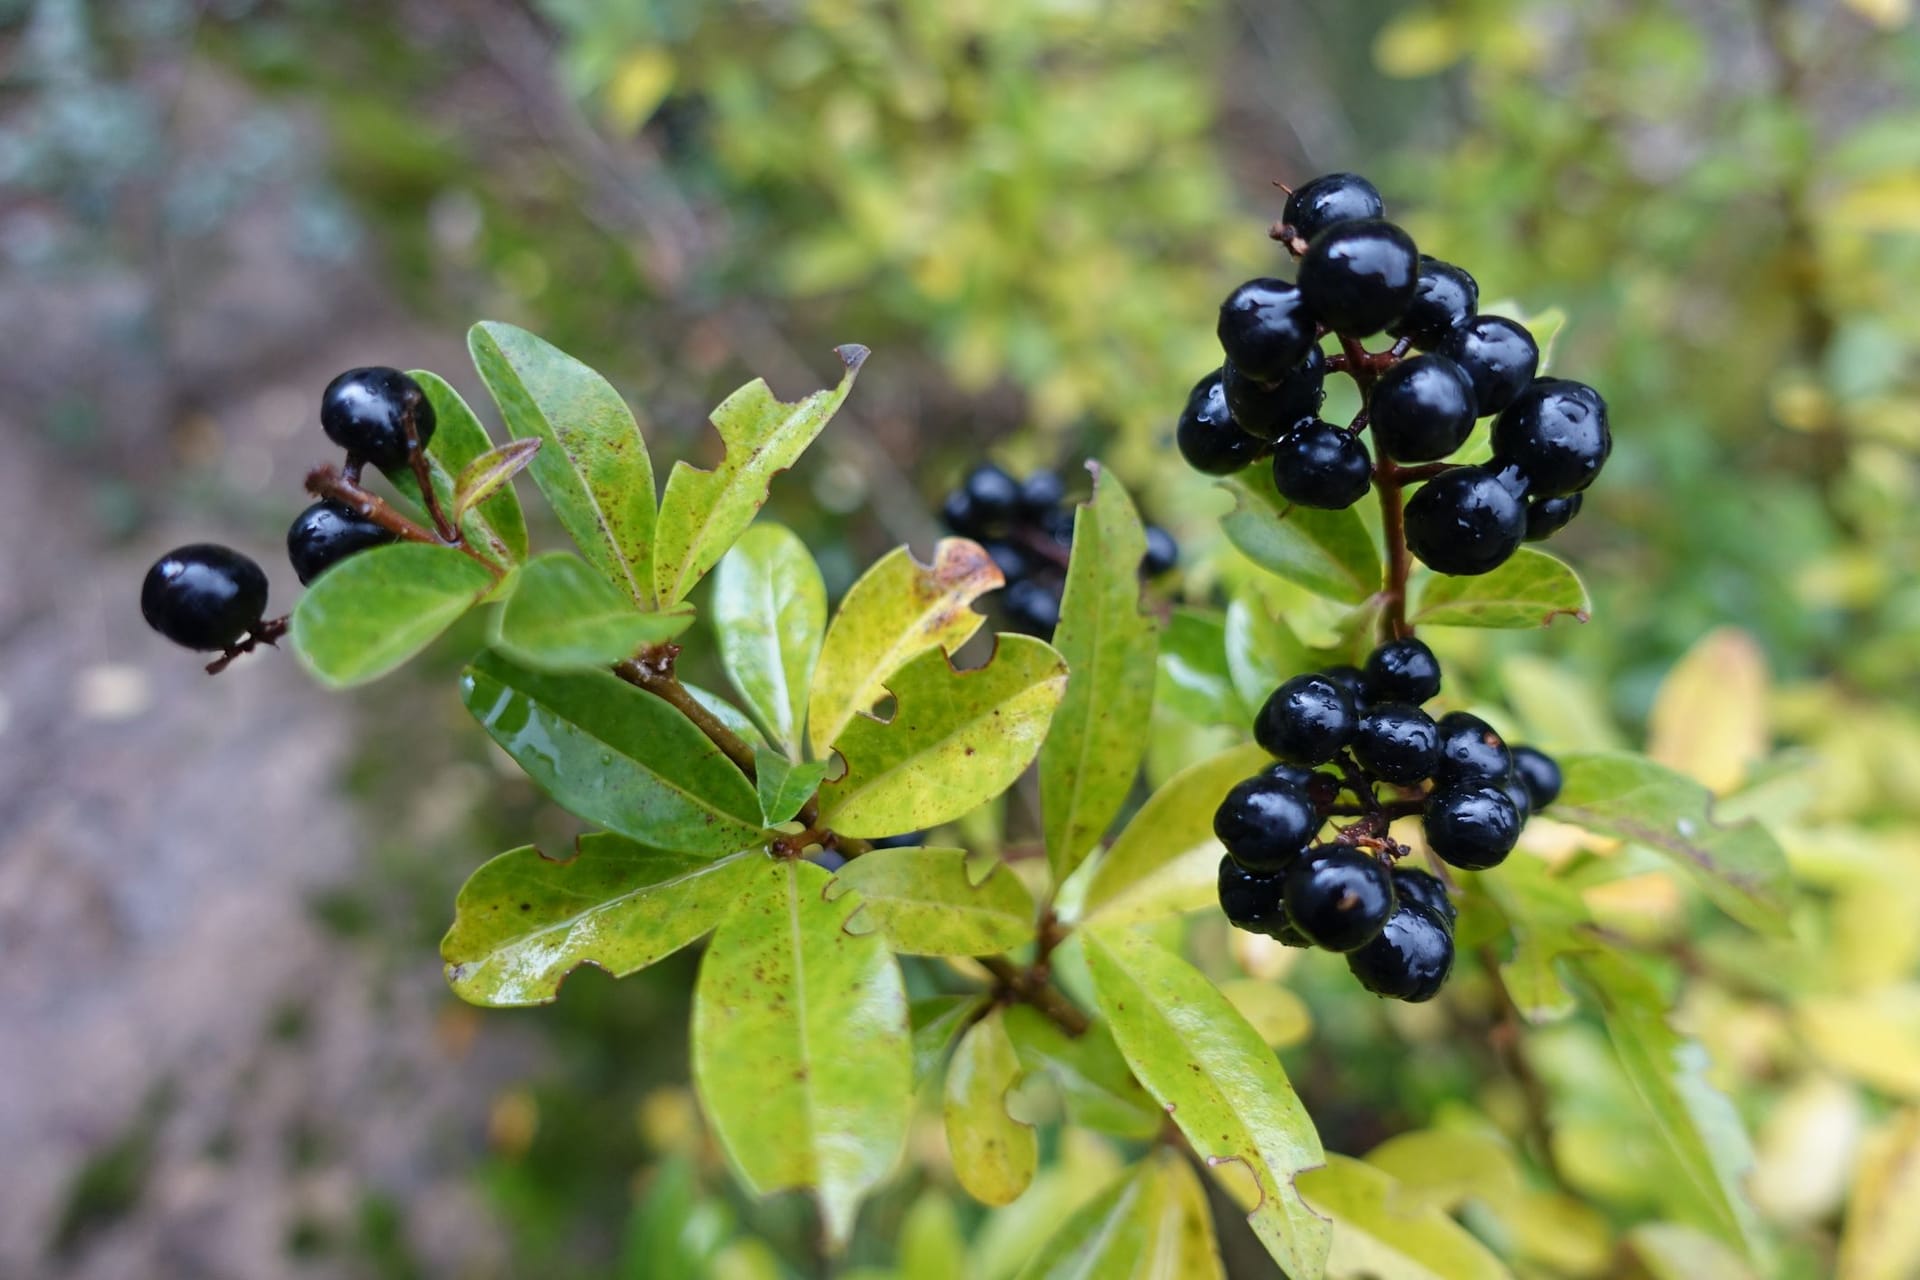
[1478, 943, 1568, 1187]
[205, 614, 290, 675]
[980, 954, 1091, 1036]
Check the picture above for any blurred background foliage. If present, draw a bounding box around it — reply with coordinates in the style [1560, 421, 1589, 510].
[9, 0, 1920, 1275]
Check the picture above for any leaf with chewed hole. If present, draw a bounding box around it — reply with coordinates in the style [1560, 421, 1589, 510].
[831, 847, 1034, 956]
[945, 1009, 1036, 1206]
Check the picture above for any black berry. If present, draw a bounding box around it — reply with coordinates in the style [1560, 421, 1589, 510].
[1491, 378, 1611, 498]
[1347, 904, 1454, 1001]
[1218, 856, 1310, 946]
[1223, 349, 1326, 441]
[1389, 257, 1479, 348]
[1362, 638, 1442, 705]
[1322, 665, 1367, 704]
[1403, 465, 1526, 576]
[1353, 703, 1440, 785]
[1502, 777, 1534, 826]
[1390, 866, 1455, 923]
[1272, 423, 1372, 510]
[1368, 354, 1478, 463]
[1435, 316, 1539, 417]
[1019, 469, 1066, 516]
[1511, 746, 1563, 809]
[320, 367, 435, 471]
[1217, 279, 1319, 383]
[1140, 525, 1179, 577]
[1283, 849, 1396, 951]
[1177, 369, 1268, 475]
[1424, 785, 1522, 870]
[941, 488, 986, 537]
[1297, 219, 1420, 337]
[1524, 493, 1583, 542]
[962, 464, 1021, 524]
[983, 540, 1030, 582]
[1256, 674, 1359, 765]
[287, 500, 397, 586]
[1434, 711, 1513, 785]
[1002, 579, 1060, 634]
[1283, 173, 1385, 242]
[1214, 774, 1320, 873]
[141, 544, 270, 651]
[868, 831, 927, 849]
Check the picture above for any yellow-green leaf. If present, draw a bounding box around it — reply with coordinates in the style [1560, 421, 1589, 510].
[1298, 1155, 1510, 1280]
[410, 370, 530, 566]
[945, 1009, 1036, 1207]
[754, 749, 828, 826]
[831, 847, 1035, 956]
[1220, 465, 1381, 605]
[1002, 1005, 1160, 1140]
[1362, 1130, 1522, 1214]
[712, 525, 827, 757]
[1412, 547, 1591, 629]
[1014, 1152, 1225, 1280]
[452, 436, 542, 524]
[1647, 628, 1769, 795]
[469, 321, 658, 606]
[807, 539, 1004, 758]
[691, 859, 911, 1249]
[495, 552, 694, 671]
[440, 836, 763, 1006]
[818, 637, 1067, 838]
[653, 345, 866, 605]
[1085, 927, 1330, 1279]
[1838, 1109, 1920, 1280]
[291, 542, 496, 688]
[1040, 464, 1160, 885]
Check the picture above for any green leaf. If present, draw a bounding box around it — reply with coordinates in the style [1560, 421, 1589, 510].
[818, 637, 1068, 838]
[1569, 952, 1764, 1261]
[712, 525, 827, 757]
[944, 1009, 1036, 1207]
[440, 836, 764, 1006]
[1085, 927, 1330, 1279]
[469, 322, 658, 606]
[495, 552, 694, 671]
[912, 995, 985, 1089]
[1156, 608, 1246, 728]
[1225, 596, 1309, 712]
[411, 370, 530, 566]
[806, 539, 1004, 759]
[653, 346, 867, 605]
[1477, 855, 1595, 1023]
[1297, 1155, 1510, 1280]
[1014, 1151, 1225, 1280]
[899, 1191, 968, 1280]
[1361, 1130, 1523, 1215]
[1552, 751, 1794, 936]
[1080, 744, 1272, 925]
[755, 749, 829, 825]
[291, 542, 496, 688]
[1002, 1004, 1160, 1140]
[1040, 465, 1160, 886]
[692, 858, 911, 1249]
[452, 436, 543, 524]
[830, 847, 1035, 956]
[1412, 547, 1591, 629]
[1220, 466, 1381, 604]
[461, 650, 767, 855]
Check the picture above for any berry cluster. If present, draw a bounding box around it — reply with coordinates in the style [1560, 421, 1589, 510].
[140, 367, 428, 665]
[1176, 172, 1611, 576]
[1213, 636, 1562, 1001]
[940, 463, 1177, 636]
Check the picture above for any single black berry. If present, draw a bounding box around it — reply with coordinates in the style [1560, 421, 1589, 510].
[1363, 638, 1442, 705]
[1282, 172, 1385, 243]
[1003, 579, 1060, 634]
[1297, 219, 1420, 338]
[1435, 316, 1539, 417]
[1434, 711, 1513, 785]
[1389, 257, 1479, 348]
[1347, 904, 1454, 1001]
[1510, 746, 1563, 809]
[1322, 665, 1367, 704]
[1214, 774, 1320, 873]
[1217, 279, 1319, 383]
[941, 488, 985, 537]
[141, 543, 270, 651]
[287, 499, 397, 586]
[1256, 674, 1359, 765]
[1141, 525, 1179, 577]
[1524, 493, 1583, 542]
[1403, 465, 1526, 576]
[1390, 866, 1455, 923]
[1177, 369, 1269, 475]
[1019, 469, 1066, 516]
[320, 366, 436, 471]
[1218, 856, 1310, 946]
[962, 464, 1021, 524]
[1502, 777, 1534, 826]
[1368, 354, 1478, 463]
[1283, 849, 1396, 951]
[1491, 378, 1611, 498]
[1041, 507, 1076, 548]
[1223, 350, 1326, 441]
[983, 540, 1030, 583]
[1272, 423, 1372, 510]
[868, 831, 927, 849]
[1353, 703, 1440, 785]
[1424, 785, 1522, 870]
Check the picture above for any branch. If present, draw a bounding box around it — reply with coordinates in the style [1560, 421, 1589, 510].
[980, 954, 1091, 1036]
